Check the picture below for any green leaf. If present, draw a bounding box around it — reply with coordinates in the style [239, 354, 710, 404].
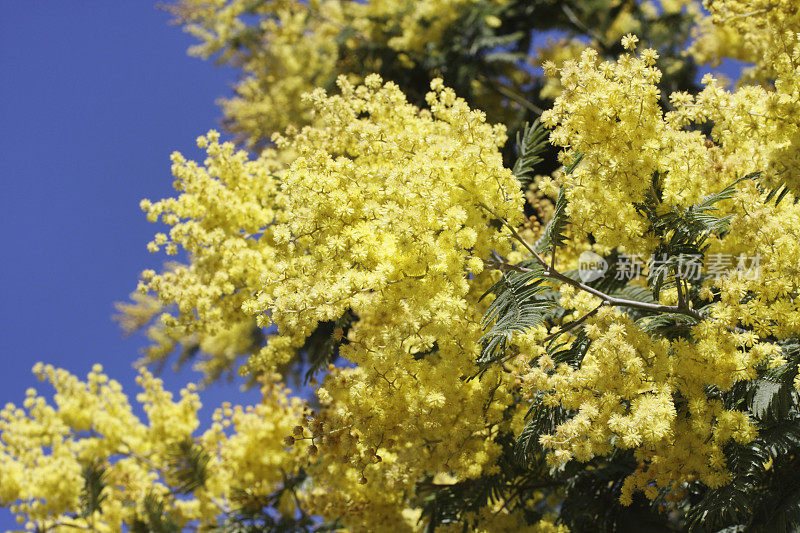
[515, 393, 571, 465]
[535, 185, 569, 254]
[751, 340, 800, 423]
[131, 492, 180, 533]
[775, 186, 791, 206]
[636, 312, 698, 339]
[750, 379, 788, 421]
[296, 309, 357, 383]
[687, 478, 754, 531]
[636, 173, 755, 300]
[762, 178, 798, 208]
[79, 461, 107, 519]
[533, 154, 581, 255]
[478, 263, 554, 364]
[546, 328, 591, 369]
[168, 438, 211, 494]
[512, 120, 549, 190]
[754, 490, 800, 533]
[764, 184, 782, 204]
[561, 152, 584, 176]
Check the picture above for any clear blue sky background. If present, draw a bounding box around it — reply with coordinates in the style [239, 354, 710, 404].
[0, 2, 262, 529]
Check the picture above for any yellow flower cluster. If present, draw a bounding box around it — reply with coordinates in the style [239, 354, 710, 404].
[245, 74, 522, 363]
[682, 1, 800, 193]
[348, 0, 495, 55]
[541, 43, 729, 256]
[172, 0, 343, 143]
[138, 74, 522, 372]
[704, 184, 800, 339]
[527, 3, 800, 504]
[170, 0, 704, 146]
[246, 75, 527, 526]
[0, 364, 306, 531]
[11, 0, 800, 526]
[132, 75, 535, 527]
[522, 295, 765, 504]
[115, 292, 257, 385]
[533, 0, 703, 99]
[535, 38, 589, 101]
[133, 131, 284, 384]
[691, 0, 799, 82]
[170, 0, 498, 143]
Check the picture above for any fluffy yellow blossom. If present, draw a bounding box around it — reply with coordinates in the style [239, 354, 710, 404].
[0, 365, 306, 531]
[691, 0, 799, 83]
[243, 76, 527, 524]
[535, 38, 588, 100]
[541, 44, 723, 255]
[134, 132, 284, 382]
[169, 0, 506, 143]
[529, 10, 800, 505]
[245, 75, 522, 364]
[169, 0, 698, 146]
[134, 75, 530, 526]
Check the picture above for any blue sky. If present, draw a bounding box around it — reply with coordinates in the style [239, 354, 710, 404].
[0, 3, 262, 528]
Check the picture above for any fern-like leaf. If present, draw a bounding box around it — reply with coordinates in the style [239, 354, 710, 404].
[750, 379, 790, 422]
[512, 120, 548, 190]
[79, 461, 107, 519]
[763, 180, 798, 207]
[131, 492, 180, 533]
[546, 328, 591, 369]
[167, 438, 211, 494]
[479, 264, 554, 364]
[636, 173, 755, 300]
[636, 312, 698, 339]
[515, 393, 571, 465]
[536, 185, 569, 254]
[296, 309, 357, 383]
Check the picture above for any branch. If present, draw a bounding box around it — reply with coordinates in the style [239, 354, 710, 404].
[478, 203, 704, 322]
[676, 275, 686, 309]
[476, 74, 544, 114]
[478, 203, 548, 263]
[484, 258, 703, 321]
[543, 303, 604, 342]
[44, 522, 94, 532]
[561, 4, 607, 49]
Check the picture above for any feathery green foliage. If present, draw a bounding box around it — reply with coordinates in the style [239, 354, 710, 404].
[79, 461, 107, 519]
[417, 433, 555, 532]
[130, 492, 180, 533]
[536, 185, 569, 254]
[295, 309, 357, 384]
[479, 262, 555, 365]
[636, 173, 755, 300]
[212, 472, 330, 532]
[513, 120, 549, 190]
[167, 438, 211, 494]
[515, 392, 572, 465]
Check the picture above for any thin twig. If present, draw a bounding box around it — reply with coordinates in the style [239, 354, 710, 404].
[543, 303, 605, 342]
[477, 74, 544, 114]
[561, 4, 606, 48]
[676, 275, 686, 309]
